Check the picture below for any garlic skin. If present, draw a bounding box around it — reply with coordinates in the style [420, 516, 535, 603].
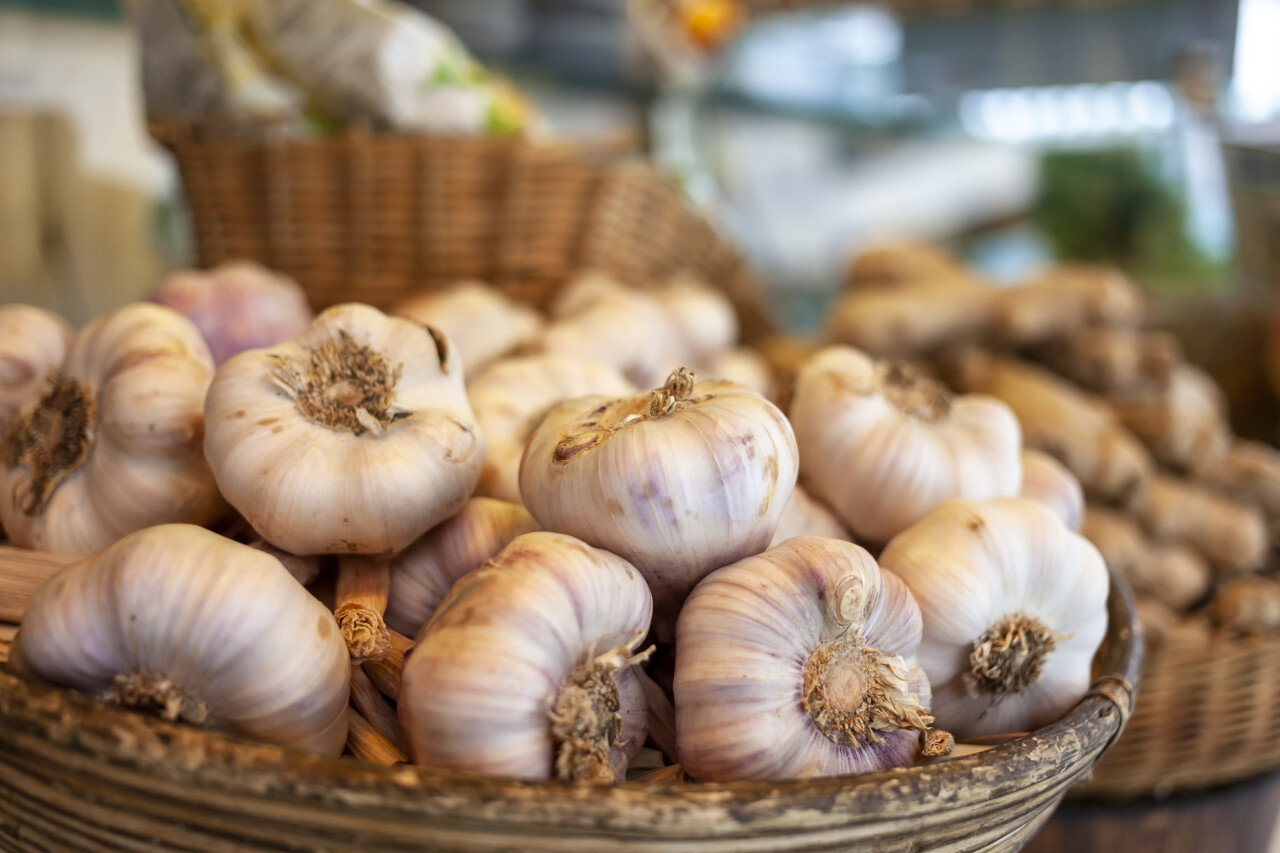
[467, 354, 636, 504]
[11, 524, 350, 755]
[204, 303, 484, 555]
[1, 303, 225, 555]
[651, 272, 739, 367]
[519, 368, 799, 637]
[393, 280, 543, 379]
[770, 484, 852, 548]
[0, 304, 73, 434]
[789, 346, 1022, 544]
[385, 497, 539, 637]
[675, 536, 937, 781]
[1018, 449, 1085, 532]
[399, 531, 652, 781]
[701, 346, 774, 401]
[879, 498, 1109, 739]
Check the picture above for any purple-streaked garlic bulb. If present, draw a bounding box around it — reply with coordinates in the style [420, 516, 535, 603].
[399, 531, 652, 782]
[149, 260, 313, 366]
[675, 536, 945, 781]
[519, 367, 798, 639]
[385, 497, 539, 637]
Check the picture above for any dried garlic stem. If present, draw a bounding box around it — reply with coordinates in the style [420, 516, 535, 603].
[101, 673, 209, 726]
[335, 555, 392, 663]
[346, 707, 408, 765]
[964, 613, 1060, 698]
[647, 367, 696, 419]
[362, 629, 413, 701]
[0, 622, 16, 665]
[0, 547, 79, 622]
[549, 643, 654, 783]
[350, 664, 407, 754]
[803, 631, 937, 748]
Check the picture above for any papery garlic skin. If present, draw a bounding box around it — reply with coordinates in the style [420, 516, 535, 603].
[675, 536, 934, 781]
[393, 280, 543, 379]
[385, 497, 539, 637]
[652, 272, 739, 367]
[1018, 449, 1085, 532]
[204, 303, 484, 555]
[879, 498, 1109, 739]
[399, 531, 652, 781]
[467, 354, 636, 504]
[0, 304, 73, 434]
[519, 370, 799, 637]
[770, 484, 852, 548]
[0, 303, 225, 555]
[11, 524, 350, 755]
[789, 346, 1022, 544]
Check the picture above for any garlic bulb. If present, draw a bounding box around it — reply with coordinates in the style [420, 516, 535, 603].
[701, 346, 774, 400]
[1018, 449, 1085, 532]
[0, 304, 72, 434]
[393, 280, 543, 379]
[385, 497, 539, 637]
[770, 484, 852, 548]
[675, 536, 943, 781]
[467, 354, 635, 504]
[520, 367, 798, 637]
[11, 524, 350, 755]
[651, 272, 738, 367]
[789, 346, 1021, 544]
[1, 303, 225, 555]
[149, 260, 313, 366]
[204, 303, 484, 556]
[399, 531, 652, 781]
[879, 498, 1109, 739]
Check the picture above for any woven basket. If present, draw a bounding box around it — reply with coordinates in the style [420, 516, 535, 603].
[0, 576, 1138, 853]
[1073, 632, 1280, 800]
[150, 120, 774, 344]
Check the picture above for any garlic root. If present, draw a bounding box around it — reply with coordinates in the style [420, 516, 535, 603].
[549, 643, 654, 784]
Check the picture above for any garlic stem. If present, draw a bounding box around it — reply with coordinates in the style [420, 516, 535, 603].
[802, 631, 936, 748]
[335, 555, 392, 663]
[646, 367, 696, 418]
[2, 373, 96, 516]
[964, 613, 1060, 698]
[100, 673, 210, 726]
[345, 706, 408, 765]
[349, 664, 407, 754]
[548, 643, 654, 783]
[362, 629, 413, 701]
[0, 547, 79, 623]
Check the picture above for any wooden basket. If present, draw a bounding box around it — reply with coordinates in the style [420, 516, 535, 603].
[150, 120, 775, 343]
[0, 578, 1139, 853]
[1073, 632, 1280, 800]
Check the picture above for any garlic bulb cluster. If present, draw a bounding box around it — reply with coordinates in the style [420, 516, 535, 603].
[0, 304, 72, 434]
[205, 303, 483, 556]
[520, 367, 798, 637]
[1, 303, 225, 555]
[393, 280, 543, 379]
[11, 524, 351, 755]
[399, 531, 652, 781]
[675, 536, 943, 781]
[149, 260, 313, 366]
[880, 498, 1109, 739]
[467, 354, 635, 504]
[789, 346, 1021, 544]
[385, 497, 539, 637]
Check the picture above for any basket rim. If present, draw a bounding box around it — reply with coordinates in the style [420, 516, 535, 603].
[0, 575, 1141, 839]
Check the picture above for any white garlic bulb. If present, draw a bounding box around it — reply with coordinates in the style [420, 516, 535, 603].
[651, 272, 739, 367]
[879, 498, 1109, 739]
[675, 536, 942, 781]
[789, 346, 1022, 544]
[204, 303, 484, 556]
[11, 524, 351, 755]
[520, 367, 798, 638]
[700, 346, 774, 401]
[399, 531, 652, 781]
[393, 280, 543, 379]
[770, 484, 852, 548]
[1, 303, 225, 555]
[467, 354, 636, 504]
[0, 304, 72, 435]
[1018, 449, 1085, 532]
[385, 497, 539, 637]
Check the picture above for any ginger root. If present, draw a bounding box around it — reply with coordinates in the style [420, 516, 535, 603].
[1198, 440, 1280, 539]
[826, 280, 999, 360]
[996, 265, 1146, 346]
[1082, 505, 1212, 613]
[1134, 473, 1269, 573]
[1034, 327, 1181, 394]
[1208, 576, 1280, 635]
[1108, 364, 1232, 473]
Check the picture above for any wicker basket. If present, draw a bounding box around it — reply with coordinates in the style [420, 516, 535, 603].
[1072, 632, 1280, 800]
[0, 576, 1138, 853]
[150, 120, 774, 344]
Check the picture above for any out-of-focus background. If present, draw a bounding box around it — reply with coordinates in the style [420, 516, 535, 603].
[2, 0, 1279, 434]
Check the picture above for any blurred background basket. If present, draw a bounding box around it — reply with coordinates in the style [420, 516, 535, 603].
[0, 576, 1139, 853]
[149, 119, 775, 344]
